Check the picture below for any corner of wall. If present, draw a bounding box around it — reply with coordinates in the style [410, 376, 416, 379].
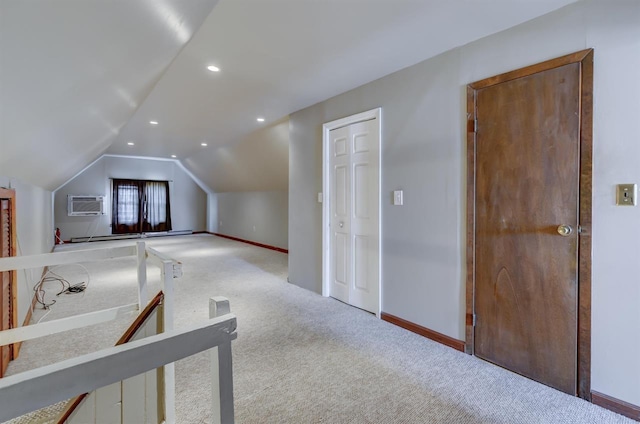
[207, 193, 218, 233]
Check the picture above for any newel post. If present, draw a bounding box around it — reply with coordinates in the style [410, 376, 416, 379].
[209, 297, 234, 424]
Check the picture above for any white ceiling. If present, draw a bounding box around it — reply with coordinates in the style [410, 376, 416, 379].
[0, 0, 578, 191]
[0, 0, 219, 190]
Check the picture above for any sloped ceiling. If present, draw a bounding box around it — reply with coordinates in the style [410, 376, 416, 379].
[184, 118, 289, 193]
[0, 0, 219, 190]
[0, 0, 578, 192]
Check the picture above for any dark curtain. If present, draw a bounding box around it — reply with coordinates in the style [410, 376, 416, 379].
[112, 179, 171, 234]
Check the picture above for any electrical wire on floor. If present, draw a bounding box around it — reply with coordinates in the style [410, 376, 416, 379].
[32, 263, 92, 313]
[17, 228, 92, 322]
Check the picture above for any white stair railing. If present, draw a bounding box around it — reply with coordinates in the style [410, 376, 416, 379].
[0, 303, 237, 423]
[0, 242, 237, 423]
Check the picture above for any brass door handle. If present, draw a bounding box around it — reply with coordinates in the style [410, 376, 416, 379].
[557, 225, 573, 236]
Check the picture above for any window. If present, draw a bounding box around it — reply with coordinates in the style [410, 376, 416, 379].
[116, 181, 140, 228]
[112, 179, 171, 234]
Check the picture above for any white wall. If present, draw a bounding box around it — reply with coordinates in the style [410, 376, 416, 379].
[289, 0, 640, 406]
[207, 193, 218, 233]
[290, 47, 464, 336]
[0, 176, 53, 326]
[194, 119, 289, 250]
[54, 156, 207, 240]
[215, 191, 288, 249]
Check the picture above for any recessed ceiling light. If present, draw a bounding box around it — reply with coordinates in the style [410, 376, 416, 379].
[171, 155, 177, 158]
[149, 120, 158, 125]
[201, 143, 208, 147]
[207, 65, 220, 72]
[127, 142, 135, 146]
[257, 117, 265, 122]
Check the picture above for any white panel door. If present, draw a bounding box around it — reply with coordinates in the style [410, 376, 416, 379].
[329, 119, 379, 313]
[329, 126, 350, 304]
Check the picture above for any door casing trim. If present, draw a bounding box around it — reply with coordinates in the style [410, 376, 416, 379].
[0, 188, 18, 365]
[322, 108, 382, 317]
[465, 49, 593, 400]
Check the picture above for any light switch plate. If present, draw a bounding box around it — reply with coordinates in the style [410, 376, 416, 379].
[616, 184, 637, 206]
[393, 190, 403, 206]
[317, 192, 323, 203]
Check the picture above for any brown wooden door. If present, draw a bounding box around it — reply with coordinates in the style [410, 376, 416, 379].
[469, 52, 593, 396]
[0, 196, 14, 377]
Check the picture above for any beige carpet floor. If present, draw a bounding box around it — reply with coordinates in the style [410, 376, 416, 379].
[3, 234, 635, 423]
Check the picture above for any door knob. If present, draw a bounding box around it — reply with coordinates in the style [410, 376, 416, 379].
[339, 222, 344, 228]
[557, 224, 573, 236]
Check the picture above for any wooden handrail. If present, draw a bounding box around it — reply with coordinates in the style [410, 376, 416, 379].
[116, 291, 164, 345]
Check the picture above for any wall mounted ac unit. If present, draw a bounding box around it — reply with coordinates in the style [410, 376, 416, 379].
[68, 195, 105, 216]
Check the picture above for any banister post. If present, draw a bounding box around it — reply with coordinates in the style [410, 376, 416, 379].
[136, 241, 148, 309]
[161, 259, 176, 423]
[210, 297, 234, 424]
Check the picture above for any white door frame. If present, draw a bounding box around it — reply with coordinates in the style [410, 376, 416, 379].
[322, 108, 382, 317]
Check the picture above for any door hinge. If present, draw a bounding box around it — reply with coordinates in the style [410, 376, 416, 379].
[467, 119, 478, 133]
[466, 313, 477, 327]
